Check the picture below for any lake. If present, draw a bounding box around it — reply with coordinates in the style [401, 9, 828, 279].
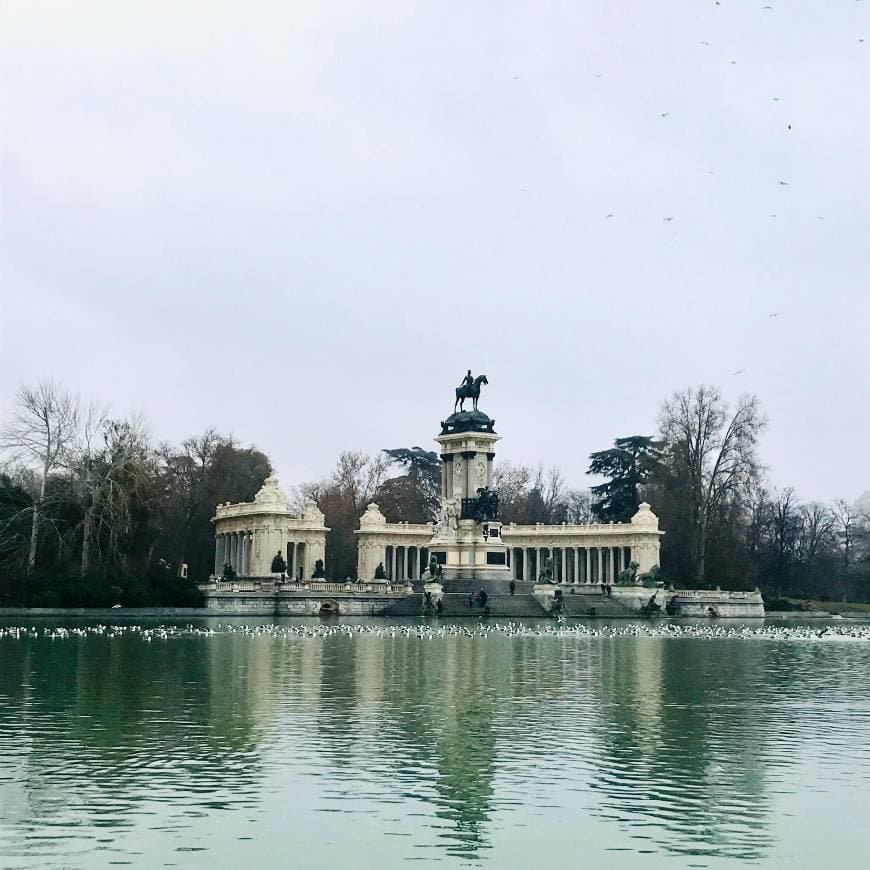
[1, 617, 869, 868]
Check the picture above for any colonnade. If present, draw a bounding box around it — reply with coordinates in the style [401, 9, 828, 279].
[383, 545, 429, 583]
[508, 545, 633, 584]
[215, 531, 253, 576]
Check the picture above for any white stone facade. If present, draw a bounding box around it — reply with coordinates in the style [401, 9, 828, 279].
[501, 502, 662, 582]
[213, 476, 329, 579]
[355, 503, 433, 582]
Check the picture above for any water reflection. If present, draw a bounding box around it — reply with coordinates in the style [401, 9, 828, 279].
[1, 620, 870, 867]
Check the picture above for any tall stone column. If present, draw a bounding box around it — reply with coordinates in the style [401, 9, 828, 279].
[486, 452, 495, 487]
[573, 548, 579, 584]
[213, 535, 220, 576]
[597, 548, 603, 584]
[561, 548, 567, 584]
[609, 547, 615, 582]
[523, 549, 530, 582]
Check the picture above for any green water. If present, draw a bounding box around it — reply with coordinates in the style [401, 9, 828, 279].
[1, 618, 869, 868]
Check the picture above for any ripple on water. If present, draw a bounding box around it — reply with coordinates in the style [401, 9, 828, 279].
[1, 619, 870, 867]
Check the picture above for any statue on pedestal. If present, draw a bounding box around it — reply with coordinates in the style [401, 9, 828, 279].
[374, 562, 387, 580]
[472, 487, 499, 522]
[454, 372, 489, 413]
[271, 551, 286, 576]
[311, 559, 325, 579]
[539, 556, 555, 584]
[426, 554, 443, 581]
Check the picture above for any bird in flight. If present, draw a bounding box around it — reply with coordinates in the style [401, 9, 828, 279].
[778, 180, 789, 186]
[661, 112, 670, 117]
[769, 312, 780, 318]
[733, 369, 744, 376]
[772, 97, 780, 101]
[763, 5, 773, 9]
[605, 214, 614, 219]
[700, 41, 710, 46]
[663, 216, 674, 222]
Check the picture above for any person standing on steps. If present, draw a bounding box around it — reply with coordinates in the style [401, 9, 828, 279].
[509, 579, 516, 596]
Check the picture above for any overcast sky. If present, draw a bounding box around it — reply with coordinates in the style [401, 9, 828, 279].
[1, 0, 868, 504]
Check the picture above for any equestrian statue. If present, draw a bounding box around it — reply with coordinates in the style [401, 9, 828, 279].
[454, 370, 489, 413]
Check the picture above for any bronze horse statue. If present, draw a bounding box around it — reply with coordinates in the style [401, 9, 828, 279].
[454, 374, 488, 413]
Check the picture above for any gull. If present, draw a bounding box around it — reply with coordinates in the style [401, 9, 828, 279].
[772, 97, 780, 101]
[778, 180, 789, 186]
[763, 5, 773, 9]
[732, 369, 745, 375]
[700, 40, 710, 46]
[769, 312, 780, 317]
[788, 123, 792, 130]
[661, 112, 670, 117]
[662, 216, 674, 221]
[605, 214, 614, 219]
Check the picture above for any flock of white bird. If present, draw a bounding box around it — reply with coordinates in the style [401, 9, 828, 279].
[0, 621, 868, 642]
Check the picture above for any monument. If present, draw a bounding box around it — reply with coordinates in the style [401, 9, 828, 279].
[429, 371, 511, 588]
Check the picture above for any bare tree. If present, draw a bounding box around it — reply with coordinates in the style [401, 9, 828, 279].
[832, 499, 859, 570]
[797, 503, 835, 567]
[659, 385, 766, 585]
[74, 416, 154, 575]
[0, 381, 80, 573]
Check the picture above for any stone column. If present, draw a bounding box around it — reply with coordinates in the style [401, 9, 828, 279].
[523, 548, 530, 582]
[609, 547, 615, 582]
[464, 452, 474, 500]
[561, 548, 567, 584]
[573, 548, 579, 584]
[289, 542, 296, 579]
[240, 534, 246, 576]
[597, 548, 603, 584]
[486, 452, 495, 488]
[390, 546, 396, 581]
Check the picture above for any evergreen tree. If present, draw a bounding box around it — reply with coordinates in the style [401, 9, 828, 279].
[587, 436, 662, 522]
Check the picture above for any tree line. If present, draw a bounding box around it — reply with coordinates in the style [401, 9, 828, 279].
[2, 379, 868, 605]
[0, 381, 270, 606]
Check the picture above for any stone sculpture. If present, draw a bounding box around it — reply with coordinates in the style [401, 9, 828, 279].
[311, 559, 326, 579]
[539, 556, 555, 584]
[374, 562, 387, 580]
[427, 554, 443, 580]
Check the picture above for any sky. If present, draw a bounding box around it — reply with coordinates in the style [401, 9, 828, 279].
[1, 0, 868, 504]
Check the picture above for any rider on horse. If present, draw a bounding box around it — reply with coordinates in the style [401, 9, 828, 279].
[459, 370, 474, 391]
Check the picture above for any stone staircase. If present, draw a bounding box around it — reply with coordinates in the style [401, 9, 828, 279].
[557, 592, 638, 618]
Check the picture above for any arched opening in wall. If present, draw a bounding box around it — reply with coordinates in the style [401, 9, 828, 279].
[319, 599, 340, 616]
